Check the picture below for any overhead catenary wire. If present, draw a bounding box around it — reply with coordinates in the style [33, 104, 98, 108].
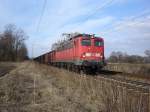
[78, 0, 150, 36]
[102, 11, 150, 35]
[84, 0, 114, 21]
[36, 0, 47, 32]
[33, 0, 47, 105]
[34, 0, 114, 41]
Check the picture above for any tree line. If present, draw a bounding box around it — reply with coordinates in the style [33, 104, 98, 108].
[107, 50, 150, 63]
[0, 24, 28, 61]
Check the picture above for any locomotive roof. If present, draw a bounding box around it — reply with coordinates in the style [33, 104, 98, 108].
[70, 33, 102, 40]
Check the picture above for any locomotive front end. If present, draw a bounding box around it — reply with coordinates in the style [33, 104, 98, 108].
[78, 34, 106, 70]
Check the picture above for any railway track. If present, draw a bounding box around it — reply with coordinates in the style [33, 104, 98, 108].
[53, 65, 150, 92]
[0, 66, 15, 77]
[0, 70, 9, 77]
[38, 63, 150, 92]
[94, 71, 150, 92]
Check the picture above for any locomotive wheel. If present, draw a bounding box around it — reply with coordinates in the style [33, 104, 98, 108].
[68, 64, 72, 71]
[67, 64, 70, 71]
[70, 65, 78, 73]
[70, 64, 74, 72]
[82, 67, 88, 74]
[90, 68, 97, 74]
[76, 66, 81, 73]
[82, 66, 97, 75]
[80, 68, 86, 75]
[74, 65, 80, 73]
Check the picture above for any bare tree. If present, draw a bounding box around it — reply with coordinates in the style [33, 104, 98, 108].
[144, 50, 150, 57]
[144, 50, 150, 63]
[107, 51, 147, 63]
[108, 51, 128, 63]
[0, 24, 28, 61]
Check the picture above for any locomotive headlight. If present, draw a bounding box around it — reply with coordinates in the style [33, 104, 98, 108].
[85, 53, 91, 57]
[82, 55, 86, 58]
[95, 53, 101, 57]
[100, 54, 103, 58]
[81, 53, 86, 58]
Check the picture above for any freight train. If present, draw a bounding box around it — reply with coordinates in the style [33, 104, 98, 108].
[34, 33, 106, 73]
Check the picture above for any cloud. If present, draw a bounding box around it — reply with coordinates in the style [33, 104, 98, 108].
[57, 16, 114, 34]
[0, 0, 149, 57]
[28, 0, 150, 57]
[25, 0, 118, 57]
[102, 13, 150, 56]
[35, 0, 130, 35]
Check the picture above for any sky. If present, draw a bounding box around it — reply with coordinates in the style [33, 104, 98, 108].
[0, 0, 150, 57]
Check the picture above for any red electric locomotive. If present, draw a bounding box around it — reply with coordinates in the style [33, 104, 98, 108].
[34, 33, 106, 73]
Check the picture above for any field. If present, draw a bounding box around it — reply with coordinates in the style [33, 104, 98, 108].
[105, 63, 150, 83]
[0, 61, 150, 112]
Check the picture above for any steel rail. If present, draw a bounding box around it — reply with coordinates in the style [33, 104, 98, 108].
[95, 73, 150, 91]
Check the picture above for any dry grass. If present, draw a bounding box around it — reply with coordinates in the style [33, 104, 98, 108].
[105, 63, 150, 83]
[106, 63, 150, 74]
[0, 61, 149, 112]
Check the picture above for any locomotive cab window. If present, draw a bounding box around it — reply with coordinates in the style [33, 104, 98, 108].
[95, 40, 103, 46]
[81, 39, 91, 46]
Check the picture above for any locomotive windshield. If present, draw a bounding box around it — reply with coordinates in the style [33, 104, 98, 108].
[81, 39, 91, 46]
[95, 40, 103, 46]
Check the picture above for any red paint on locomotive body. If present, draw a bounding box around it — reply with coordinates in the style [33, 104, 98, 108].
[80, 37, 104, 61]
[54, 34, 105, 67]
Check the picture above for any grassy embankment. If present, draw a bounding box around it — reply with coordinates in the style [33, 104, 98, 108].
[0, 62, 149, 112]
